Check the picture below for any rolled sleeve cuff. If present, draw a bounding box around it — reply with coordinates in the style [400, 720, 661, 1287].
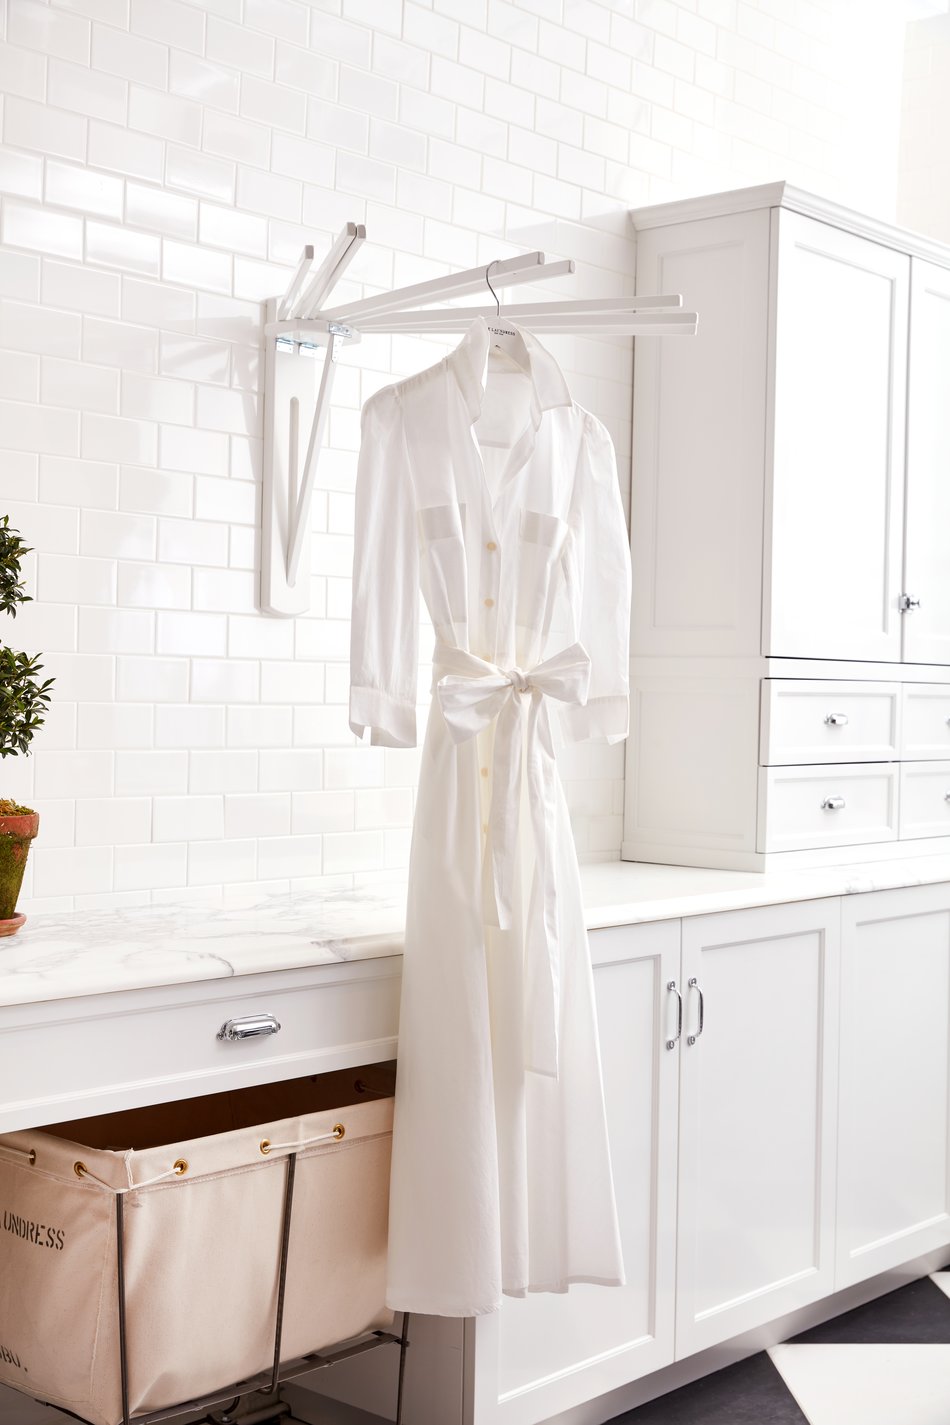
[560, 693, 629, 745]
[349, 685, 417, 748]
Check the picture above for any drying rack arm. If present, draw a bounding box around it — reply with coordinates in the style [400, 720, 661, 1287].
[285, 331, 338, 588]
[260, 219, 698, 616]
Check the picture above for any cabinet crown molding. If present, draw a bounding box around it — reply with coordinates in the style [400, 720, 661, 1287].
[629, 180, 950, 270]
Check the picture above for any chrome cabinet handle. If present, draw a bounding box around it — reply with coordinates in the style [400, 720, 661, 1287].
[824, 712, 849, 727]
[821, 796, 846, 811]
[666, 980, 683, 1051]
[687, 977, 704, 1045]
[900, 594, 921, 612]
[217, 1014, 282, 1042]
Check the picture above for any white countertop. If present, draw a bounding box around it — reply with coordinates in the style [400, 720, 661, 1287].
[4, 853, 950, 1010]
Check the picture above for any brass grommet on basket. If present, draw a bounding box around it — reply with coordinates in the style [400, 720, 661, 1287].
[260, 1139, 271, 1155]
[74, 1161, 87, 1179]
[173, 1158, 188, 1176]
[332, 1123, 345, 1141]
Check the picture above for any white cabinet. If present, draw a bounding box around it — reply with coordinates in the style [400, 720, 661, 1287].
[760, 679, 901, 766]
[836, 884, 950, 1288]
[902, 684, 950, 760]
[472, 921, 681, 1425]
[472, 898, 842, 1419]
[758, 762, 899, 853]
[899, 761, 950, 839]
[904, 260, 950, 666]
[626, 183, 950, 872]
[675, 900, 840, 1356]
[767, 213, 908, 663]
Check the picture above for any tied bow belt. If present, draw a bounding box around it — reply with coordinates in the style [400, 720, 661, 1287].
[434, 641, 592, 1080]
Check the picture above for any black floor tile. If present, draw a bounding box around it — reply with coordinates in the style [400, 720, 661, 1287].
[609, 1352, 808, 1425]
[788, 1277, 950, 1345]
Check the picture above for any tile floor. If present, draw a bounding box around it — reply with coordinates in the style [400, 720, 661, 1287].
[612, 1273, 950, 1425]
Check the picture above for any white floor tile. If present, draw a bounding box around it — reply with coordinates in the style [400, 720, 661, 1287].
[769, 1344, 950, 1425]
[930, 1271, 950, 1303]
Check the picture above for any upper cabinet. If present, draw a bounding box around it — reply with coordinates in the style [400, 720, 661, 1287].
[768, 213, 908, 662]
[904, 259, 950, 665]
[627, 186, 950, 871]
[631, 184, 950, 669]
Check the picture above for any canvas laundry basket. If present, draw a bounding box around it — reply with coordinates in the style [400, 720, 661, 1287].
[0, 1065, 395, 1425]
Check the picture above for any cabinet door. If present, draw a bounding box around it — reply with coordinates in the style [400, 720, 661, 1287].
[675, 899, 840, 1358]
[903, 259, 950, 664]
[836, 884, 950, 1288]
[766, 210, 909, 662]
[472, 922, 680, 1425]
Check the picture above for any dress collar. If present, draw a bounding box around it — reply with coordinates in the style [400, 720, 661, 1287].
[449, 315, 573, 427]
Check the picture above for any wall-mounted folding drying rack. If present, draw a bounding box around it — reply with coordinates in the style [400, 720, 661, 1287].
[260, 221, 698, 616]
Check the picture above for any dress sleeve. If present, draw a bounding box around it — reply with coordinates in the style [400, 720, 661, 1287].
[349, 388, 419, 748]
[560, 414, 631, 745]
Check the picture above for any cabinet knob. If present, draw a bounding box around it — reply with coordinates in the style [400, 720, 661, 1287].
[899, 594, 921, 612]
[821, 796, 846, 811]
[824, 712, 849, 727]
[217, 1014, 282, 1042]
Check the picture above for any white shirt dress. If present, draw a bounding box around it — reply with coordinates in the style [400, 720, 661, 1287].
[349, 316, 630, 1317]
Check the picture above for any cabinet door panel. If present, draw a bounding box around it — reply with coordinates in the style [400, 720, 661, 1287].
[631, 210, 769, 658]
[676, 900, 840, 1358]
[473, 922, 680, 1425]
[837, 885, 950, 1288]
[766, 211, 908, 662]
[904, 259, 950, 664]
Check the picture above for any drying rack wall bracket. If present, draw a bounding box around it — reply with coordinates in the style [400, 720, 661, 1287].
[260, 220, 698, 616]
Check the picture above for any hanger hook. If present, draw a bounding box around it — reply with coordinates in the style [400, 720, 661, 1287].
[485, 260, 501, 317]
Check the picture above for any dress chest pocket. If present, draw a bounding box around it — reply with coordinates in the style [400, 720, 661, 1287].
[419, 502, 468, 638]
[517, 509, 569, 631]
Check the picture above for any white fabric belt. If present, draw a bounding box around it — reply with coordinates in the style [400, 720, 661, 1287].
[434, 641, 591, 1079]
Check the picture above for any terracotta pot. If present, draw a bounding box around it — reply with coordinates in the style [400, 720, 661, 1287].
[0, 810, 39, 935]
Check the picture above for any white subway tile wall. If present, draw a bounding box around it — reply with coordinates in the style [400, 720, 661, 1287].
[0, 0, 905, 909]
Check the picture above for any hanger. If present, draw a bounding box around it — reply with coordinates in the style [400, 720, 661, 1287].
[483, 260, 531, 375]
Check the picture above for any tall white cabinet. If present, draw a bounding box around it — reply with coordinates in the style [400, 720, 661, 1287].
[624, 182, 950, 871]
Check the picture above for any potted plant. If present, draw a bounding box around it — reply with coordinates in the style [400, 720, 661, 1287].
[0, 516, 53, 937]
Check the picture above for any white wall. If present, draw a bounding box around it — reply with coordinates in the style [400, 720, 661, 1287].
[899, 11, 950, 241]
[0, 0, 906, 912]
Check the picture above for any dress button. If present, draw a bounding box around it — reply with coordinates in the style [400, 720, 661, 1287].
[484, 597, 494, 608]
[480, 766, 489, 777]
[486, 541, 497, 552]
[482, 823, 489, 835]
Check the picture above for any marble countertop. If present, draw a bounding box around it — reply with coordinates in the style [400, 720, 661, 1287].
[4, 853, 950, 1010]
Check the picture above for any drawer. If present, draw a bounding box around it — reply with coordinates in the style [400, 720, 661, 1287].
[901, 684, 950, 760]
[758, 763, 899, 852]
[899, 761, 950, 839]
[0, 959, 402, 1134]
[760, 680, 900, 765]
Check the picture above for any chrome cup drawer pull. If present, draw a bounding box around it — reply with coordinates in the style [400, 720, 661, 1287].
[217, 1014, 282, 1042]
[824, 712, 849, 727]
[821, 796, 846, 811]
